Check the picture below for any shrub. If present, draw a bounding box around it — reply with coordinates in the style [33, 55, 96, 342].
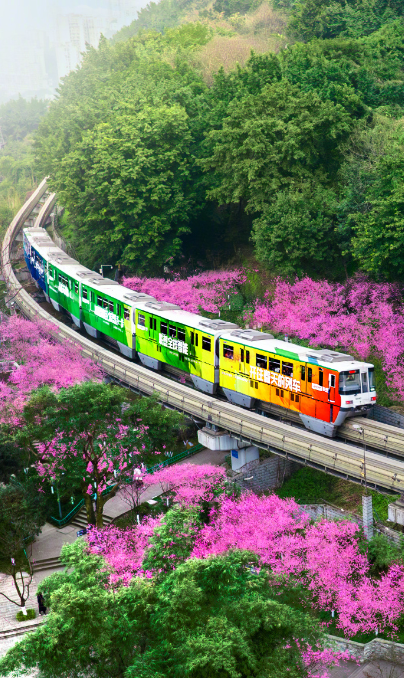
[16, 609, 36, 622]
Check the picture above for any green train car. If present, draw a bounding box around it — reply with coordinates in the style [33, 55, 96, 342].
[23, 226, 237, 388]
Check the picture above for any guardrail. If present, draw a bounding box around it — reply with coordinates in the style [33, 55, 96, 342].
[4, 180, 404, 494]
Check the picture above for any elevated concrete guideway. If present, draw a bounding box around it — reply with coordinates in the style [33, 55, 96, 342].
[4, 179, 404, 494]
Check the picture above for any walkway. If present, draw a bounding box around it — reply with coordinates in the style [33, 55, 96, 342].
[30, 447, 228, 565]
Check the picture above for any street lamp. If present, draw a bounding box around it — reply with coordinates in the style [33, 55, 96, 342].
[99, 265, 113, 278]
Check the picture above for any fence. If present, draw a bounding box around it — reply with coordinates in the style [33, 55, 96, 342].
[369, 404, 404, 429]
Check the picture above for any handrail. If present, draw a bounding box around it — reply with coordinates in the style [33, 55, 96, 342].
[48, 443, 204, 527]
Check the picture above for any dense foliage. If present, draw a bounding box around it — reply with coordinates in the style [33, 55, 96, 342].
[33, 0, 404, 280]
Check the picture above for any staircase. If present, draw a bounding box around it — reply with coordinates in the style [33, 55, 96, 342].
[69, 507, 114, 531]
[32, 556, 61, 573]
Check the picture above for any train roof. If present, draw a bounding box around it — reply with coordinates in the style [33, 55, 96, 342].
[220, 330, 373, 370]
[134, 299, 239, 335]
[24, 227, 156, 307]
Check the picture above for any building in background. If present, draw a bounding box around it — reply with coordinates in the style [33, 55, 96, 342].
[0, 0, 141, 104]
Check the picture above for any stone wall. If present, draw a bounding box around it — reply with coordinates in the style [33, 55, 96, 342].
[329, 634, 404, 664]
[232, 455, 298, 493]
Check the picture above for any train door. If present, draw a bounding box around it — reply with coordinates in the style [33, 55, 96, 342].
[328, 373, 336, 403]
[239, 345, 246, 374]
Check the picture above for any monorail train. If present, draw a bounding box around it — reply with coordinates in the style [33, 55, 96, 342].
[23, 226, 376, 437]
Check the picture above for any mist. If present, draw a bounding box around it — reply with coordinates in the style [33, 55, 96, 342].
[0, 0, 144, 104]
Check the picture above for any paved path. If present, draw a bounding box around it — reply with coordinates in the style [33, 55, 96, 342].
[327, 659, 404, 677]
[30, 447, 228, 562]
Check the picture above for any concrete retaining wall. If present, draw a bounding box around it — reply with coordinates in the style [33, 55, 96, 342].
[329, 634, 404, 664]
[232, 455, 298, 492]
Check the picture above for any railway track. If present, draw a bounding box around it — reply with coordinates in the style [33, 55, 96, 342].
[4, 179, 404, 494]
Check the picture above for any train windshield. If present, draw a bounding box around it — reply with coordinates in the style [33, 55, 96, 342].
[369, 367, 375, 391]
[339, 370, 361, 395]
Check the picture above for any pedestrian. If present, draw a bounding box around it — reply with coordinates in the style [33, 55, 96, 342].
[37, 592, 47, 616]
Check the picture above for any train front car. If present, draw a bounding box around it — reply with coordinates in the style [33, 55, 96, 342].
[23, 227, 60, 298]
[219, 331, 376, 437]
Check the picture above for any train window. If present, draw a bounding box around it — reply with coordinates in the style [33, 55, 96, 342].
[246, 350, 250, 364]
[82, 288, 88, 300]
[91, 292, 95, 303]
[161, 322, 168, 335]
[74, 282, 79, 295]
[319, 369, 324, 387]
[223, 344, 234, 359]
[178, 328, 185, 341]
[97, 296, 103, 307]
[124, 308, 130, 321]
[361, 372, 368, 393]
[296, 395, 300, 403]
[48, 267, 54, 279]
[339, 370, 361, 395]
[117, 304, 121, 316]
[291, 393, 294, 401]
[202, 336, 211, 352]
[330, 374, 336, 388]
[282, 361, 293, 377]
[276, 388, 280, 396]
[154, 319, 157, 331]
[108, 301, 114, 312]
[255, 382, 258, 389]
[301, 365, 306, 381]
[195, 333, 199, 347]
[256, 353, 267, 369]
[138, 314, 146, 328]
[269, 358, 280, 373]
[169, 325, 176, 338]
[369, 367, 375, 391]
[103, 299, 108, 309]
[308, 367, 312, 383]
[250, 380, 254, 387]
[190, 331, 194, 344]
[281, 389, 284, 397]
[241, 349, 244, 362]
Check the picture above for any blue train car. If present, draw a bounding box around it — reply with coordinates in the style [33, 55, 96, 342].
[23, 227, 60, 296]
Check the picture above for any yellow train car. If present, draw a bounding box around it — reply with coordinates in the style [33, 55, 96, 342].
[219, 329, 375, 437]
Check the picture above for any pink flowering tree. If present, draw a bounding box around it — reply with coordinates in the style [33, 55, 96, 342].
[192, 492, 404, 638]
[145, 462, 227, 506]
[249, 275, 404, 401]
[0, 315, 101, 419]
[123, 269, 246, 314]
[14, 383, 183, 527]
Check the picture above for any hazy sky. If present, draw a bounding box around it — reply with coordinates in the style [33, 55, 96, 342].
[2, 1, 113, 34]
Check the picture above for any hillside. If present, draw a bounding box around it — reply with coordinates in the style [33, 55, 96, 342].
[31, 0, 404, 282]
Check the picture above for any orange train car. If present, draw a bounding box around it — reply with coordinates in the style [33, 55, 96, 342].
[218, 329, 376, 437]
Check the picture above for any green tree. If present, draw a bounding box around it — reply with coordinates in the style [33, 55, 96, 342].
[0, 478, 49, 610]
[204, 81, 354, 210]
[252, 183, 339, 276]
[0, 542, 326, 678]
[55, 105, 203, 271]
[0, 96, 48, 142]
[338, 115, 404, 279]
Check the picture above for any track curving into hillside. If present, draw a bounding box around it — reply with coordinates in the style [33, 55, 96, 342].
[3, 179, 404, 494]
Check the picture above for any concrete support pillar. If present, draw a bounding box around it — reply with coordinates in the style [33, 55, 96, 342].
[362, 494, 374, 540]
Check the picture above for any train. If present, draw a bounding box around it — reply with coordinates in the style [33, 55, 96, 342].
[23, 225, 376, 437]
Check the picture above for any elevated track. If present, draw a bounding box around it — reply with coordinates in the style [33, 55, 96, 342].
[3, 179, 404, 494]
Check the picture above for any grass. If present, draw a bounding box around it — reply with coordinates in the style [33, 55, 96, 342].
[277, 466, 399, 521]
